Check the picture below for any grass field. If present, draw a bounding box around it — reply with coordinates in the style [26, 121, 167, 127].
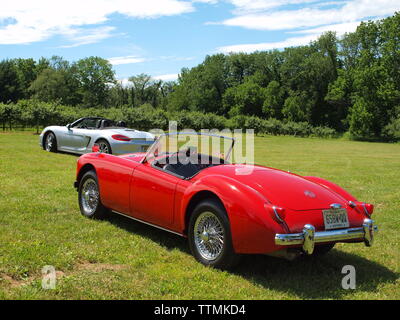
[0, 131, 399, 300]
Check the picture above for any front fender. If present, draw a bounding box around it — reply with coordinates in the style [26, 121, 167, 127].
[179, 174, 287, 254]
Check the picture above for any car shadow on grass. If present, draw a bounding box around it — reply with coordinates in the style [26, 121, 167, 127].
[234, 252, 398, 299]
[107, 212, 398, 299]
[107, 212, 188, 252]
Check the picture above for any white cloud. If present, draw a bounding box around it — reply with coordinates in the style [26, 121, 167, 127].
[215, 0, 400, 54]
[116, 78, 133, 87]
[217, 20, 367, 53]
[0, 0, 194, 45]
[60, 26, 116, 48]
[108, 55, 147, 65]
[160, 55, 195, 61]
[288, 20, 363, 35]
[116, 74, 178, 86]
[153, 73, 179, 81]
[219, 0, 400, 31]
[228, 0, 320, 14]
[217, 34, 317, 53]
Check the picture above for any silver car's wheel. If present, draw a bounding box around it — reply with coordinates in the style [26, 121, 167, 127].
[44, 132, 57, 152]
[81, 178, 99, 216]
[194, 211, 225, 261]
[97, 140, 112, 154]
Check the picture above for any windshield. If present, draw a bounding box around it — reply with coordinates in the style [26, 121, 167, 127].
[143, 132, 235, 165]
[71, 118, 117, 129]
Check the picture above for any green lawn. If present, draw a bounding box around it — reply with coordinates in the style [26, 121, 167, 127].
[0, 131, 399, 299]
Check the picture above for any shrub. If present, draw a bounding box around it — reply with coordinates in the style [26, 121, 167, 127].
[311, 126, 337, 138]
[3, 100, 337, 139]
[124, 105, 168, 131]
[244, 116, 266, 134]
[170, 111, 227, 131]
[382, 117, 400, 142]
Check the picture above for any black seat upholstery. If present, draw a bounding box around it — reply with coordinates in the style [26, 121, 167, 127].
[163, 162, 199, 178]
[116, 121, 126, 127]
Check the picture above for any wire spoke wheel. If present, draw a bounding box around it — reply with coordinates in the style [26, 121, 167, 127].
[194, 211, 225, 261]
[81, 178, 99, 215]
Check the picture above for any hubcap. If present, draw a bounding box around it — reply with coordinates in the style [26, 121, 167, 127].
[81, 178, 99, 215]
[194, 212, 224, 261]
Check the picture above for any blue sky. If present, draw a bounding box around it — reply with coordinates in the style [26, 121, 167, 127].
[0, 0, 399, 82]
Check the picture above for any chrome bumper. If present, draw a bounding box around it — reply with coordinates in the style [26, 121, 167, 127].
[275, 218, 378, 255]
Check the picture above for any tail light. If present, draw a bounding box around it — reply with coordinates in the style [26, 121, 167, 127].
[112, 134, 131, 141]
[363, 203, 374, 216]
[265, 204, 286, 223]
[350, 201, 374, 217]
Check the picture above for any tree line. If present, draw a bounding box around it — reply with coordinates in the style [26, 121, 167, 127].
[0, 13, 399, 141]
[0, 101, 337, 138]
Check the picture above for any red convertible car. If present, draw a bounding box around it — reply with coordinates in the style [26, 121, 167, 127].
[75, 133, 377, 269]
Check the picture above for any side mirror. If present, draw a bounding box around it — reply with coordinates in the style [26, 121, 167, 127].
[66, 124, 71, 130]
[92, 144, 100, 153]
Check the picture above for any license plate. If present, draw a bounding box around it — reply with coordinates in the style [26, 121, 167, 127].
[323, 208, 349, 230]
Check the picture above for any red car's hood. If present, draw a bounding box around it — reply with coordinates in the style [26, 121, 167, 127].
[200, 164, 346, 211]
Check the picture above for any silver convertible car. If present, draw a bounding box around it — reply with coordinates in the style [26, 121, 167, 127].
[39, 117, 155, 155]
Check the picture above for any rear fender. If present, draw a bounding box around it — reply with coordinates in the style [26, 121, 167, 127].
[180, 175, 286, 254]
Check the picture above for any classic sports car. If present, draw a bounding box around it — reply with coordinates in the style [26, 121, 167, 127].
[39, 117, 155, 155]
[74, 132, 377, 269]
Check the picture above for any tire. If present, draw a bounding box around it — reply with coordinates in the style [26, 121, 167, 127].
[188, 198, 241, 269]
[311, 243, 335, 256]
[44, 132, 57, 152]
[78, 170, 108, 219]
[96, 139, 112, 154]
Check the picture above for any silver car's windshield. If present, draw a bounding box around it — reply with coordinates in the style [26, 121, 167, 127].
[71, 118, 121, 129]
[142, 132, 235, 165]
[72, 118, 103, 129]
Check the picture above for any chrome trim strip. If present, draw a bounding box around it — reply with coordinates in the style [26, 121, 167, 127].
[111, 210, 185, 237]
[348, 201, 356, 208]
[272, 206, 290, 233]
[361, 202, 371, 218]
[275, 219, 378, 252]
[272, 206, 285, 224]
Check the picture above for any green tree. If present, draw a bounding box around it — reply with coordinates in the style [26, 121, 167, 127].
[29, 68, 69, 103]
[0, 102, 20, 130]
[14, 58, 37, 99]
[223, 80, 267, 117]
[168, 54, 228, 114]
[20, 100, 59, 134]
[128, 74, 164, 107]
[0, 60, 22, 103]
[348, 97, 374, 138]
[282, 92, 312, 122]
[73, 56, 115, 107]
[263, 80, 285, 118]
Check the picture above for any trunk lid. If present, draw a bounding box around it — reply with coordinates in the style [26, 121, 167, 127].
[243, 167, 345, 210]
[109, 128, 155, 140]
[209, 165, 346, 211]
